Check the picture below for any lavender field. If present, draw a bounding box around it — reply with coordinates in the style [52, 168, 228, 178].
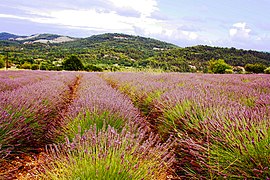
[0, 71, 269, 179]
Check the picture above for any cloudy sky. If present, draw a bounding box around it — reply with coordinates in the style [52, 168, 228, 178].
[0, 0, 270, 51]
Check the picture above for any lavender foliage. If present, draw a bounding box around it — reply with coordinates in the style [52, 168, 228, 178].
[0, 71, 78, 157]
[44, 125, 175, 179]
[61, 73, 148, 140]
[102, 72, 270, 179]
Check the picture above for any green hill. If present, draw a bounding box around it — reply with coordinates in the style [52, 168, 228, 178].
[0, 32, 269, 72]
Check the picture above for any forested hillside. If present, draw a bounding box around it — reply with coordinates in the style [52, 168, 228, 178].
[0, 32, 269, 72]
[151, 45, 270, 72]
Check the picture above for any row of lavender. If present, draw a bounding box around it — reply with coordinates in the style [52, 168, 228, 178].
[0, 71, 79, 159]
[101, 72, 270, 179]
[40, 73, 175, 179]
[0, 71, 175, 179]
[0, 70, 52, 91]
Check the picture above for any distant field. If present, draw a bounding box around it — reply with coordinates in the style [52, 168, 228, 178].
[0, 70, 269, 179]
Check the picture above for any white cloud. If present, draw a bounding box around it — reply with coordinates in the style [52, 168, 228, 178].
[229, 22, 251, 40]
[1, 4, 200, 43]
[210, 22, 270, 51]
[232, 22, 247, 29]
[183, 31, 198, 40]
[0, 0, 201, 46]
[108, 0, 158, 17]
[7, 8, 139, 33]
[0, 13, 28, 20]
[134, 22, 200, 46]
[1, 0, 270, 51]
[0, 0, 159, 33]
[46, 10, 133, 31]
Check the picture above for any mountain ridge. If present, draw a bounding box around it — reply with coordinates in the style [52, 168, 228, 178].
[0, 32, 176, 47]
[0, 32, 22, 40]
[0, 32, 76, 44]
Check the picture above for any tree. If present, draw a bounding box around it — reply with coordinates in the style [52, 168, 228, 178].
[62, 55, 84, 71]
[244, 63, 266, 73]
[0, 55, 4, 68]
[208, 59, 232, 74]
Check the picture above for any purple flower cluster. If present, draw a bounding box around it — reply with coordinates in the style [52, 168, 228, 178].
[1, 71, 268, 178]
[0, 70, 52, 92]
[62, 73, 148, 138]
[0, 71, 78, 157]
[41, 72, 175, 179]
[45, 124, 175, 179]
[102, 72, 270, 179]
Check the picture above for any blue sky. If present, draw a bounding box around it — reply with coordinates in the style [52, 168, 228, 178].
[0, 0, 270, 51]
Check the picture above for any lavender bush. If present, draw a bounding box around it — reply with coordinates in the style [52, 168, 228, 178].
[1, 71, 268, 179]
[0, 72, 78, 157]
[60, 73, 148, 141]
[101, 72, 270, 179]
[0, 108, 31, 158]
[42, 125, 175, 180]
[39, 73, 176, 179]
[155, 74, 270, 179]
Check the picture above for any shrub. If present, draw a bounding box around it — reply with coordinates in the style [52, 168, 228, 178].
[208, 59, 232, 74]
[264, 67, 270, 74]
[110, 64, 121, 72]
[40, 62, 48, 70]
[225, 69, 233, 74]
[84, 64, 103, 72]
[0, 58, 5, 68]
[245, 63, 266, 73]
[31, 64, 39, 70]
[21, 62, 32, 69]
